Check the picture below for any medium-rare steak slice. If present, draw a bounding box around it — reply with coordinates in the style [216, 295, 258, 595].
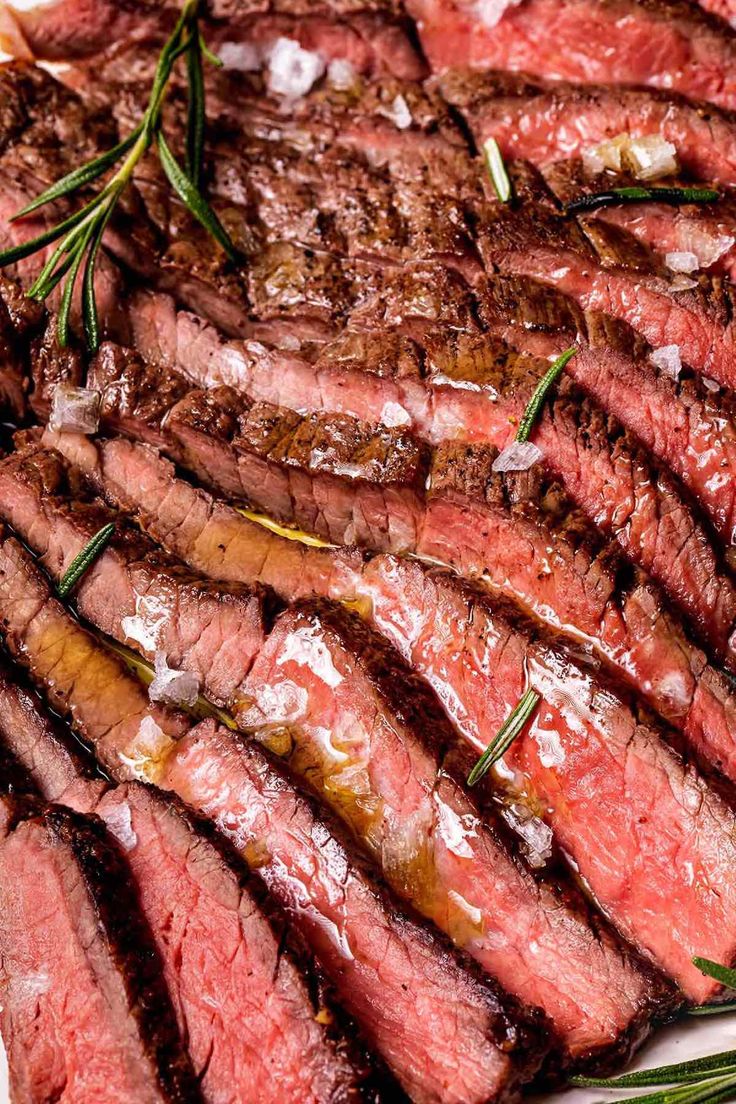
[357, 556, 736, 1003]
[0, 792, 200, 1104]
[470, 161, 736, 390]
[544, 161, 736, 285]
[440, 69, 736, 188]
[235, 599, 671, 1063]
[42, 430, 365, 602]
[42, 428, 736, 786]
[406, 0, 736, 110]
[0, 665, 366, 1104]
[0, 532, 541, 1104]
[1, 0, 427, 79]
[0, 445, 270, 707]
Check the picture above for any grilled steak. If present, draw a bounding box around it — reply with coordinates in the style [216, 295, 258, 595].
[41, 426, 736, 787]
[0, 664, 365, 1104]
[358, 556, 736, 1003]
[0, 445, 270, 707]
[2, 0, 427, 79]
[406, 0, 736, 110]
[42, 429, 365, 601]
[439, 69, 736, 187]
[0, 792, 200, 1104]
[0, 529, 542, 1103]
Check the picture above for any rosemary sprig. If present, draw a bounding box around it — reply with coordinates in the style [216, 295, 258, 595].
[467, 688, 540, 786]
[565, 186, 719, 216]
[693, 957, 736, 989]
[0, 0, 235, 352]
[483, 137, 512, 203]
[572, 1052, 736, 1089]
[516, 346, 577, 442]
[57, 523, 115, 598]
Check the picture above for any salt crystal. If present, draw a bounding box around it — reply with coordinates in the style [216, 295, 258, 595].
[380, 93, 412, 130]
[502, 803, 553, 869]
[148, 652, 200, 708]
[649, 344, 682, 381]
[104, 802, 137, 851]
[492, 440, 543, 473]
[327, 58, 357, 91]
[625, 134, 677, 180]
[473, 0, 523, 28]
[675, 225, 734, 269]
[267, 38, 325, 99]
[218, 41, 261, 72]
[665, 250, 699, 274]
[703, 377, 721, 392]
[670, 274, 698, 292]
[49, 384, 100, 435]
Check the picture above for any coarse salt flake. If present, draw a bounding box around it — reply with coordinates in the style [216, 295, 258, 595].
[665, 251, 699, 274]
[649, 345, 682, 381]
[267, 38, 325, 99]
[492, 440, 543, 473]
[148, 652, 200, 708]
[327, 58, 357, 90]
[49, 384, 101, 435]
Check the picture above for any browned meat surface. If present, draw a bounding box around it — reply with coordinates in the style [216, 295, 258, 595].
[0, 793, 200, 1104]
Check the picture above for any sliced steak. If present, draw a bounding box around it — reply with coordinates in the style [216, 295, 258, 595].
[469, 161, 736, 391]
[3, 0, 426, 79]
[357, 556, 736, 1003]
[80, 342, 429, 553]
[0, 792, 200, 1104]
[544, 161, 736, 285]
[0, 529, 541, 1103]
[0, 666, 365, 1104]
[406, 0, 736, 110]
[0, 444, 270, 707]
[236, 599, 670, 1064]
[42, 429, 365, 602]
[43, 427, 736, 783]
[440, 69, 736, 188]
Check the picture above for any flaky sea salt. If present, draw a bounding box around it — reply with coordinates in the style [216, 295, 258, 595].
[218, 41, 261, 71]
[492, 440, 543, 473]
[49, 385, 101, 435]
[148, 652, 200, 708]
[665, 250, 699, 274]
[649, 344, 682, 381]
[582, 132, 677, 180]
[473, 0, 523, 27]
[379, 93, 412, 130]
[267, 38, 325, 98]
[327, 58, 357, 90]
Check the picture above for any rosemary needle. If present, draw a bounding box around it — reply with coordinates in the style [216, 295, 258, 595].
[58, 523, 115, 598]
[467, 688, 540, 786]
[483, 137, 512, 203]
[0, 0, 234, 352]
[565, 186, 719, 216]
[516, 346, 577, 442]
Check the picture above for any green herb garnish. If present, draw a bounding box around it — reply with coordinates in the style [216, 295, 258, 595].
[57, 523, 115, 598]
[0, 0, 234, 352]
[516, 346, 577, 442]
[467, 688, 540, 786]
[483, 137, 512, 203]
[565, 186, 719, 216]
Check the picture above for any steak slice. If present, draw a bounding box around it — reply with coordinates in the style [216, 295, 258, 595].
[0, 666, 365, 1104]
[0, 531, 541, 1104]
[406, 0, 736, 110]
[544, 160, 736, 285]
[470, 161, 736, 390]
[440, 69, 736, 188]
[42, 429, 365, 602]
[81, 341, 429, 554]
[358, 555, 736, 1003]
[236, 599, 670, 1065]
[0, 444, 270, 707]
[0, 792, 200, 1104]
[2, 0, 427, 79]
[43, 428, 736, 785]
